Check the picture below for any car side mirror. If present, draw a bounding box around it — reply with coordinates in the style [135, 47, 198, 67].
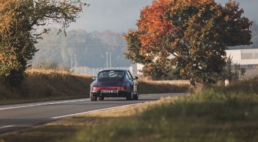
[134, 76, 138, 80]
[92, 77, 96, 80]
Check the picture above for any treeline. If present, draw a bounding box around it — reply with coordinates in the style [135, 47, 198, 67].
[33, 28, 131, 68]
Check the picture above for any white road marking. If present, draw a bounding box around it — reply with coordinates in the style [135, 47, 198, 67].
[0, 93, 178, 111]
[0, 99, 90, 111]
[0, 125, 15, 130]
[52, 103, 139, 119]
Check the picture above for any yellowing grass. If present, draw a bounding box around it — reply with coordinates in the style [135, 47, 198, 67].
[0, 69, 93, 105]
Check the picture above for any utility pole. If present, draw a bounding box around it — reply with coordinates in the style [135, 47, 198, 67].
[75, 54, 77, 67]
[109, 52, 111, 68]
[106, 52, 108, 68]
[71, 54, 73, 68]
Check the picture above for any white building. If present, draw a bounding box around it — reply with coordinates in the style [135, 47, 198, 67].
[133, 48, 258, 75]
[226, 49, 258, 70]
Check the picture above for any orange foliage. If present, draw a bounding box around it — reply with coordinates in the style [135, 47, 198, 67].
[0, 0, 22, 33]
[138, 0, 174, 47]
[137, 0, 210, 48]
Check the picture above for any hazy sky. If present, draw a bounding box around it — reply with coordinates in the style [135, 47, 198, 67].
[65, 0, 258, 33]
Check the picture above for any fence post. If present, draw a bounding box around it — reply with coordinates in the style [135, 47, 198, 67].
[225, 79, 229, 87]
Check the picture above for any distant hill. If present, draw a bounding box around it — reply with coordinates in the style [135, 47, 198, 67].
[33, 29, 130, 68]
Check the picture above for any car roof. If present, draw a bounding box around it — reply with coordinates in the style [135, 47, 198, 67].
[99, 68, 128, 72]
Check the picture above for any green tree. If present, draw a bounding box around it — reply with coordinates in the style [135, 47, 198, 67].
[124, 0, 252, 85]
[0, 0, 88, 87]
[223, 56, 233, 81]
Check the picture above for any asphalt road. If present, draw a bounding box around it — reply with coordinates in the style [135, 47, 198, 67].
[0, 93, 185, 135]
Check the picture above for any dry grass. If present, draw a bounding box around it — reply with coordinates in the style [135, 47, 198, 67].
[139, 81, 189, 94]
[24, 69, 92, 98]
[138, 77, 190, 85]
[0, 69, 93, 105]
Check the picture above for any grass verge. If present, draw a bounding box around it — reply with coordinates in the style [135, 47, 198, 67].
[66, 77, 258, 142]
[0, 70, 92, 105]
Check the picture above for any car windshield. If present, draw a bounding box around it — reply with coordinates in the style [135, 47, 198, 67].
[98, 71, 125, 79]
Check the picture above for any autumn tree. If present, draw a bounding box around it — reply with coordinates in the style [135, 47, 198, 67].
[0, 0, 88, 87]
[124, 0, 176, 80]
[124, 0, 252, 85]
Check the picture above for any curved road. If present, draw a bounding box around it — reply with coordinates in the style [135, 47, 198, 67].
[0, 93, 185, 135]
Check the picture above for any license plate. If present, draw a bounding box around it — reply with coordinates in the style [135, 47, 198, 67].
[100, 90, 117, 93]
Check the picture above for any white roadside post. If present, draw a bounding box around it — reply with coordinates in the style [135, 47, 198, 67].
[225, 79, 229, 87]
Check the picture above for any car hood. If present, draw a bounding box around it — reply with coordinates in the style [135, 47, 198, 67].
[97, 80, 122, 86]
